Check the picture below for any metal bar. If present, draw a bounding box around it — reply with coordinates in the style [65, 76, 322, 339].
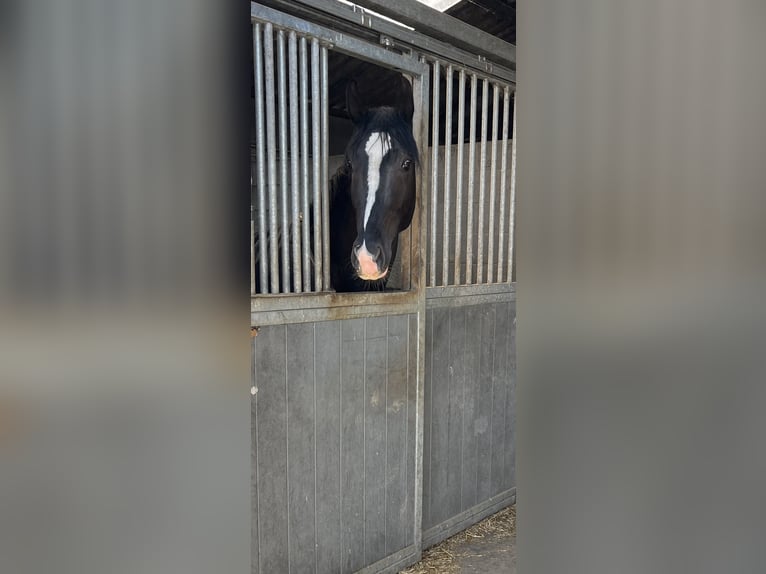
[497, 85, 511, 282]
[299, 36, 311, 291]
[264, 23, 280, 293]
[311, 38, 323, 290]
[262, 0, 516, 84]
[508, 91, 517, 282]
[487, 83, 500, 283]
[465, 73, 478, 284]
[321, 46, 330, 290]
[441, 64, 453, 286]
[453, 68, 466, 285]
[429, 61, 440, 287]
[288, 31, 302, 292]
[413, 60, 431, 560]
[347, 0, 516, 70]
[476, 78, 489, 283]
[252, 4, 427, 76]
[277, 30, 291, 292]
[254, 23, 268, 293]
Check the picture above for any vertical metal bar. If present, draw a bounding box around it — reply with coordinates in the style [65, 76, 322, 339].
[300, 37, 311, 291]
[453, 68, 466, 285]
[254, 23, 268, 293]
[497, 85, 511, 282]
[508, 90, 517, 282]
[288, 32, 302, 292]
[311, 39, 323, 290]
[441, 64, 453, 286]
[487, 83, 500, 283]
[321, 46, 331, 290]
[277, 31, 291, 292]
[429, 61, 440, 287]
[465, 73, 478, 284]
[476, 77, 489, 283]
[264, 24, 280, 293]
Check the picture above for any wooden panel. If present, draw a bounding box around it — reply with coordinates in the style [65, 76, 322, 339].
[252, 313, 421, 573]
[286, 323, 317, 572]
[315, 321, 342, 574]
[386, 315, 411, 554]
[251, 339, 260, 574]
[446, 307, 466, 519]
[503, 301, 516, 491]
[427, 307, 451, 528]
[460, 305, 482, 510]
[475, 305, 495, 503]
[254, 325, 289, 574]
[490, 302, 511, 496]
[364, 317, 389, 564]
[340, 318, 366, 573]
[422, 299, 516, 544]
[422, 311, 434, 530]
[405, 314, 418, 547]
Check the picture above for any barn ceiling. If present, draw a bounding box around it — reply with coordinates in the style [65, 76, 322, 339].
[324, 0, 516, 118]
[444, 0, 516, 45]
[254, 0, 516, 148]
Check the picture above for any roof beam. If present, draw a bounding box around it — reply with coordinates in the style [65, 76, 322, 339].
[350, 0, 515, 69]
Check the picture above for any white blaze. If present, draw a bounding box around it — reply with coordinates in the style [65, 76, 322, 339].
[362, 131, 391, 230]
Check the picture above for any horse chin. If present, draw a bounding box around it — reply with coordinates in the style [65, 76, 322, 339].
[357, 267, 389, 282]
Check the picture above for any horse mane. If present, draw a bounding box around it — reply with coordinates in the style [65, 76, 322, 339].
[329, 161, 352, 208]
[344, 106, 420, 167]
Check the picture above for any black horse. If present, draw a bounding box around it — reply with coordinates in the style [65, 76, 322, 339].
[254, 75, 418, 293]
[330, 76, 419, 292]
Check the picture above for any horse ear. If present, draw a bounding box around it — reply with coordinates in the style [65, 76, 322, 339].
[397, 76, 414, 125]
[346, 80, 366, 124]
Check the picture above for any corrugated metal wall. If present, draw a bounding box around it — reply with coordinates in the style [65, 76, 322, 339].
[252, 315, 419, 574]
[422, 298, 516, 546]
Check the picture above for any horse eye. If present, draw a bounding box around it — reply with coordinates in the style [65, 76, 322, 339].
[401, 159, 412, 169]
[345, 159, 352, 170]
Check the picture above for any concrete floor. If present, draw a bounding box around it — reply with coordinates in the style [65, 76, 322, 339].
[401, 505, 516, 574]
[447, 531, 516, 573]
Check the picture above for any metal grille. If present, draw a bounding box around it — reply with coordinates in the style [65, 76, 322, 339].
[428, 61, 516, 287]
[252, 22, 330, 294]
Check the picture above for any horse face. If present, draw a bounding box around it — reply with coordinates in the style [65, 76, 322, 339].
[345, 78, 417, 282]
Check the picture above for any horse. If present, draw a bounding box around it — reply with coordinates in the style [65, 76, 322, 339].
[330, 76, 419, 292]
[254, 75, 418, 294]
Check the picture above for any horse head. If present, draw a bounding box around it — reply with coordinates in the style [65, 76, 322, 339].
[343, 76, 418, 284]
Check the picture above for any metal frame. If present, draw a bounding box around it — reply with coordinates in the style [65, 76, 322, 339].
[252, 7, 430, 572]
[338, 0, 515, 70]
[252, 2, 430, 324]
[259, 0, 515, 83]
